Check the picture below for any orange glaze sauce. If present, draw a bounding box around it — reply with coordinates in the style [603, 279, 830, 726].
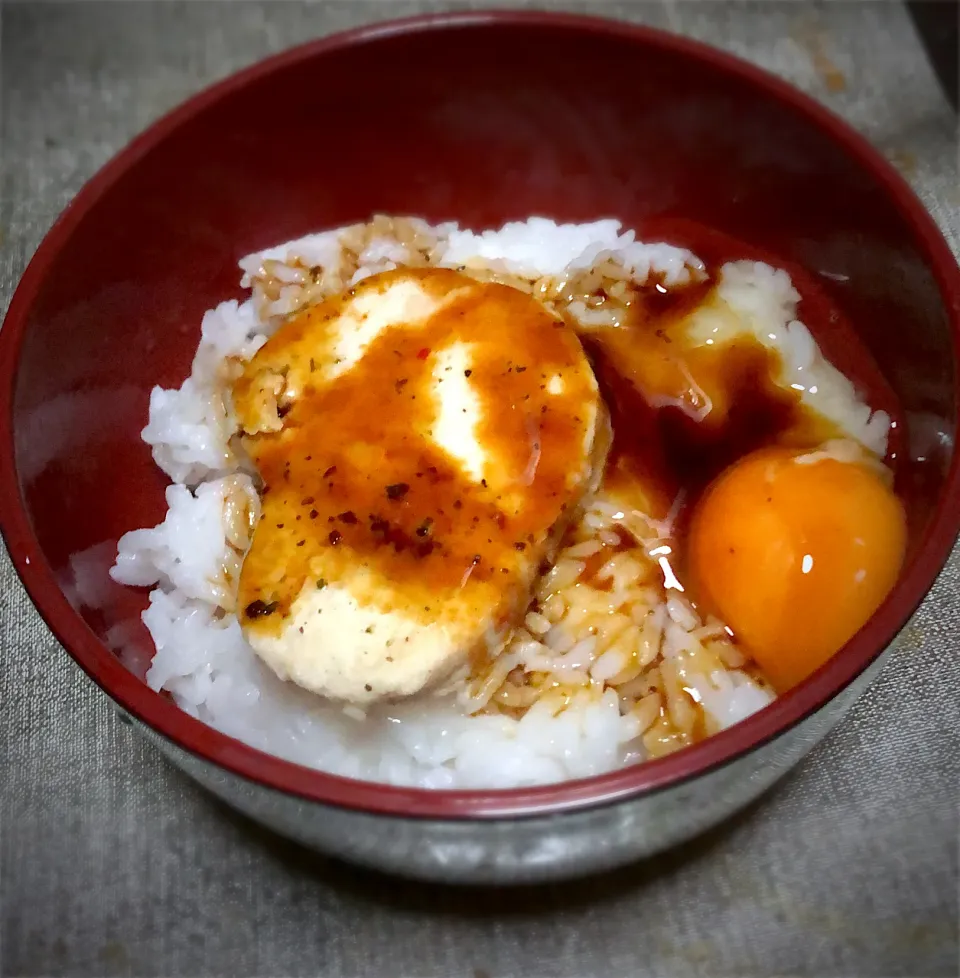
[232, 268, 597, 635]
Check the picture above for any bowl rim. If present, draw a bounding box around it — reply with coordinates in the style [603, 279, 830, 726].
[2, 8, 959, 820]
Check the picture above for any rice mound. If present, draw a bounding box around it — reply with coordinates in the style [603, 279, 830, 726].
[111, 217, 889, 788]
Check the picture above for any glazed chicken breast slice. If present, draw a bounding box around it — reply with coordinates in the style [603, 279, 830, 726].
[232, 267, 608, 704]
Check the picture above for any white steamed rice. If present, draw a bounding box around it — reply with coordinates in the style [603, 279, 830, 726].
[110, 217, 889, 788]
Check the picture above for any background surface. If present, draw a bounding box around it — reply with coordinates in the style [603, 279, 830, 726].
[2, 2, 958, 976]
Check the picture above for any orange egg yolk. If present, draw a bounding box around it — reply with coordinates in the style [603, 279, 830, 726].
[687, 447, 907, 692]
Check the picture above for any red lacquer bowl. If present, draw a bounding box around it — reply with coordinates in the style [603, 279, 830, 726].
[2, 11, 958, 882]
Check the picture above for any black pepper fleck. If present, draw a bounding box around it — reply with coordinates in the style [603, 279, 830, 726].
[245, 599, 278, 619]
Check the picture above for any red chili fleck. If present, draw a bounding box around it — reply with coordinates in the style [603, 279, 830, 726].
[416, 348, 430, 360]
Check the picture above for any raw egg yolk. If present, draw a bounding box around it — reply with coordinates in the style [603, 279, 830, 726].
[687, 447, 907, 692]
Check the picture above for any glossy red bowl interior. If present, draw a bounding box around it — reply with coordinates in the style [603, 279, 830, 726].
[3, 11, 959, 819]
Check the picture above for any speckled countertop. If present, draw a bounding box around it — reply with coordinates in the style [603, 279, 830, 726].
[2, 2, 958, 976]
